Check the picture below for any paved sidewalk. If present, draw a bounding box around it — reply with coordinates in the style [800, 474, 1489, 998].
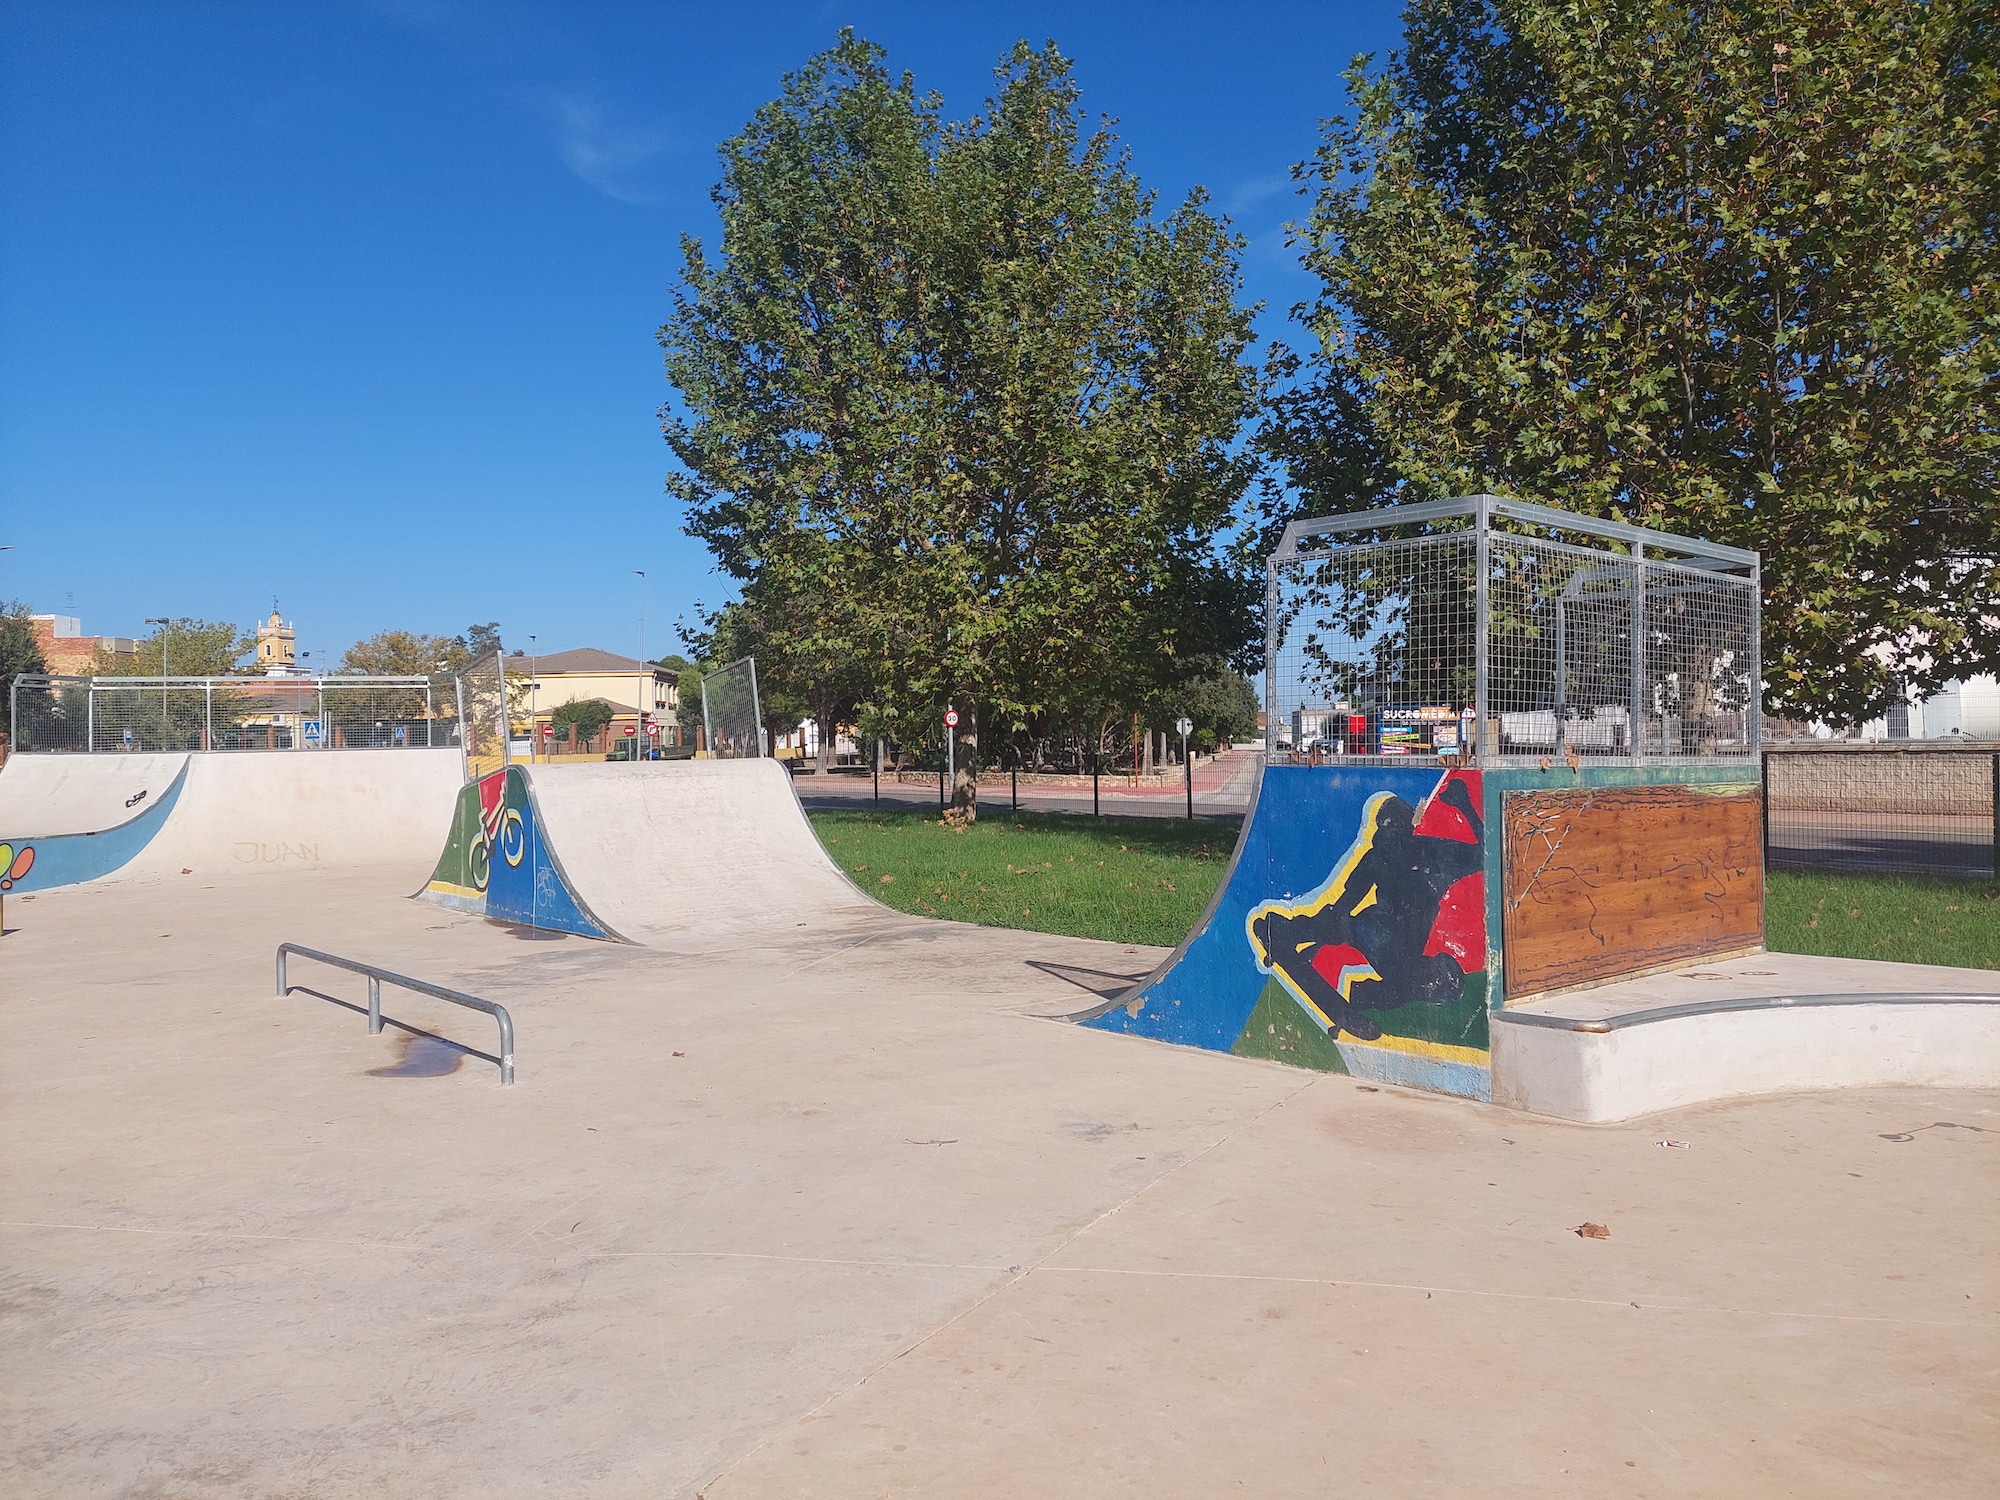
[3, 859, 1994, 1498]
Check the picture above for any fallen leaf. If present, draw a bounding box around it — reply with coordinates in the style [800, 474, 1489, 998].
[879, 874, 894, 884]
[1574, 1221, 1610, 1240]
[672, 1051, 685, 1058]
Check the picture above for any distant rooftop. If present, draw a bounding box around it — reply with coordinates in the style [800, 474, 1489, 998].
[514, 647, 657, 675]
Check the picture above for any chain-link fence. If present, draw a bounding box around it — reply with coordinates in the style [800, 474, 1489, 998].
[1766, 744, 1999, 880]
[454, 649, 511, 778]
[8, 673, 459, 755]
[1267, 494, 1759, 765]
[700, 657, 762, 759]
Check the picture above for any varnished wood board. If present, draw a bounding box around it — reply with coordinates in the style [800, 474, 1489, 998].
[1502, 785, 1763, 998]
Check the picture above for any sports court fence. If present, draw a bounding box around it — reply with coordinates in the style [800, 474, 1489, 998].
[1765, 743, 1999, 881]
[1268, 494, 1760, 765]
[700, 657, 761, 759]
[9, 673, 462, 755]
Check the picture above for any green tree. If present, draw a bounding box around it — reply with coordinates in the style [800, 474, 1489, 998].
[340, 629, 459, 676]
[340, 623, 506, 677]
[1273, 0, 1998, 724]
[0, 600, 48, 690]
[0, 600, 50, 749]
[661, 32, 1263, 817]
[100, 618, 252, 677]
[550, 697, 615, 744]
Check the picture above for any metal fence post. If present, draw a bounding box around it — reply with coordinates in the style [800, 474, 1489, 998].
[204, 680, 213, 751]
[1474, 494, 1491, 758]
[368, 974, 382, 1034]
[1992, 753, 1999, 881]
[1761, 749, 1771, 870]
[1629, 539, 1647, 759]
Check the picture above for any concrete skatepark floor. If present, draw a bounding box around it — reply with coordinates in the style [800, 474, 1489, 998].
[4, 868, 1996, 1497]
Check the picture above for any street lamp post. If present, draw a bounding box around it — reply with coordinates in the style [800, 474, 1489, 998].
[633, 570, 648, 764]
[1176, 716, 1194, 821]
[527, 634, 538, 762]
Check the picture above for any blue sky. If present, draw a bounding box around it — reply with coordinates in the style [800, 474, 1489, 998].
[0, 1, 1402, 667]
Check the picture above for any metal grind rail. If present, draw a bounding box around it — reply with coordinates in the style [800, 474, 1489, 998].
[275, 943, 515, 1084]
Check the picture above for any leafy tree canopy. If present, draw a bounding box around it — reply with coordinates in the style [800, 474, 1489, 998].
[0, 599, 49, 698]
[100, 618, 251, 677]
[1269, 0, 1997, 724]
[661, 31, 1264, 813]
[550, 697, 616, 741]
[340, 623, 508, 677]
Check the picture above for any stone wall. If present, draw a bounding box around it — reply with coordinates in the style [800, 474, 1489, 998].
[1766, 743, 1997, 815]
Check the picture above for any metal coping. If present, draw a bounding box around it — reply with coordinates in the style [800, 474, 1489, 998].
[1272, 494, 1759, 572]
[1493, 990, 2000, 1034]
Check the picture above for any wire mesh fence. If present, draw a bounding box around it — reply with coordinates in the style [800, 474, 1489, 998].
[700, 657, 762, 759]
[455, 650, 511, 778]
[1766, 745, 1999, 880]
[8, 674, 460, 755]
[1267, 495, 1759, 765]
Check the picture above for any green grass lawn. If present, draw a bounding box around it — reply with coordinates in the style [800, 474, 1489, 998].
[1765, 870, 2000, 970]
[812, 807, 2000, 972]
[806, 806, 1234, 948]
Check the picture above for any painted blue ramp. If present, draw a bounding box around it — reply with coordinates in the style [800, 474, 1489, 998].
[0, 761, 190, 894]
[1081, 763, 1493, 1101]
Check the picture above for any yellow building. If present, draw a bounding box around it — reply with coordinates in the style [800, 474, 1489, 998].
[508, 648, 679, 755]
[255, 611, 296, 673]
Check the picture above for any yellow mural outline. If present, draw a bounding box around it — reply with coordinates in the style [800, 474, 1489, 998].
[1246, 790, 1394, 1030]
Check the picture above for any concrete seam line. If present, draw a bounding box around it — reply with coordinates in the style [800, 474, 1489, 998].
[1028, 1266, 1972, 1327]
[696, 1072, 1324, 1494]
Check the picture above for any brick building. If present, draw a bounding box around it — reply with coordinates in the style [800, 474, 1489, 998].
[29, 615, 138, 675]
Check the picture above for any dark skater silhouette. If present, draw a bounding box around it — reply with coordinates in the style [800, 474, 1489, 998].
[1251, 778, 1484, 1041]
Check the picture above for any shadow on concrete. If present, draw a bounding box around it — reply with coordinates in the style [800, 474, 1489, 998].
[283, 984, 497, 1075]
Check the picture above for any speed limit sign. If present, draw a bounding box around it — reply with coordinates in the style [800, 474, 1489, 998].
[943, 708, 959, 728]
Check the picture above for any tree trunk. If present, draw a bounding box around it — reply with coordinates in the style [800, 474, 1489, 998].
[950, 704, 978, 821]
[814, 710, 836, 774]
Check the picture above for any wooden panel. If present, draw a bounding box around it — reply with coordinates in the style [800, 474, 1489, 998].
[1502, 785, 1763, 998]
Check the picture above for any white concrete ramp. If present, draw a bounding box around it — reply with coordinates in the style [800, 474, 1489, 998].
[0, 749, 464, 892]
[520, 759, 911, 952]
[119, 749, 465, 884]
[0, 752, 188, 837]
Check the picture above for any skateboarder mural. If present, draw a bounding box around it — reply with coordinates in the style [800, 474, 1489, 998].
[1082, 763, 1492, 1101]
[1246, 769, 1484, 1041]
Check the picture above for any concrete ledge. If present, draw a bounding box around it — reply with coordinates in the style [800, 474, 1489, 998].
[1492, 992, 2000, 1122]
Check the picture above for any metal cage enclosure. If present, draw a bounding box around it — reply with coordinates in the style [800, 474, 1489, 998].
[1267, 495, 1760, 766]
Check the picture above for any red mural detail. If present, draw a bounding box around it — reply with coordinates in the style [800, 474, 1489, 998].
[1423, 872, 1486, 968]
[1414, 768, 1481, 843]
[1309, 942, 1372, 989]
[476, 769, 508, 844]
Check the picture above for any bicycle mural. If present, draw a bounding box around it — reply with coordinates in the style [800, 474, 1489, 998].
[422, 766, 608, 938]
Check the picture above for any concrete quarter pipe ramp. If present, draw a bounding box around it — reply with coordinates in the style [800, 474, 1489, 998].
[0, 749, 464, 892]
[0, 752, 191, 892]
[422, 759, 906, 951]
[1079, 763, 1495, 1101]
